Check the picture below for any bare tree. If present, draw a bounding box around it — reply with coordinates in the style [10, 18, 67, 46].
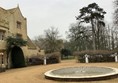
[67, 22, 92, 51]
[34, 27, 63, 53]
[113, 0, 118, 49]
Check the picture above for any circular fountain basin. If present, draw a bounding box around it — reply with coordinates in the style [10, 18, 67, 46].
[44, 66, 118, 81]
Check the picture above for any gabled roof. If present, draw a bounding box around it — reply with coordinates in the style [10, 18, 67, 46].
[7, 6, 26, 19]
[8, 7, 17, 12]
[27, 36, 37, 49]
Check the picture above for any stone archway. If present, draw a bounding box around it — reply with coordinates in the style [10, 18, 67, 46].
[10, 46, 26, 68]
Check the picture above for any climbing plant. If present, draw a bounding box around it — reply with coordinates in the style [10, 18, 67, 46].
[6, 36, 27, 48]
[6, 36, 27, 56]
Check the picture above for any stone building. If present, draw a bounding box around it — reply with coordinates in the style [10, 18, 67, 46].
[0, 6, 43, 68]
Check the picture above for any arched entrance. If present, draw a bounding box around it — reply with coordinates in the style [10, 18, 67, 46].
[10, 46, 25, 68]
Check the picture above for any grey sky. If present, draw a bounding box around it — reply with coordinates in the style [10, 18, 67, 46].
[0, 0, 114, 39]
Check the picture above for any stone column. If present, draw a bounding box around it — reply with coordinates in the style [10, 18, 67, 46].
[44, 56, 47, 65]
[114, 53, 118, 62]
[0, 52, 5, 72]
[85, 54, 89, 63]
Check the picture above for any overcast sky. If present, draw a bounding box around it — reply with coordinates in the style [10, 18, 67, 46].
[0, 0, 114, 39]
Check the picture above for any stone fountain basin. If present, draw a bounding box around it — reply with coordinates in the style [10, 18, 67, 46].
[44, 66, 118, 81]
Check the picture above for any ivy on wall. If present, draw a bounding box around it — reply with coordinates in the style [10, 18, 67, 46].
[6, 36, 27, 48]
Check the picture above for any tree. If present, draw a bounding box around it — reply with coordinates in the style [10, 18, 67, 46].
[76, 3, 106, 50]
[61, 48, 71, 59]
[34, 27, 63, 53]
[112, 0, 118, 49]
[114, 0, 118, 25]
[67, 22, 93, 51]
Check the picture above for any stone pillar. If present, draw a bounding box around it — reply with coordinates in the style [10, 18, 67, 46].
[85, 54, 89, 63]
[114, 53, 118, 62]
[44, 56, 47, 65]
[0, 52, 5, 72]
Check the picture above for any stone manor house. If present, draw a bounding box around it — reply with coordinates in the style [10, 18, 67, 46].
[0, 6, 43, 68]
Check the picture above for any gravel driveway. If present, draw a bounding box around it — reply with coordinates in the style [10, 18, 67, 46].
[0, 60, 118, 83]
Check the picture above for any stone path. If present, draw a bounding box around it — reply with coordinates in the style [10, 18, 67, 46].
[0, 60, 118, 83]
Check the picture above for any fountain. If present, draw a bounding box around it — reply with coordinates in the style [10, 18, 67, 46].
[44, 66, 118, 81]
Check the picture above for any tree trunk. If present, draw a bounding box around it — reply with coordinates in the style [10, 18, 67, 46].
[112, 32, 115, 50]
[91, 19, 96, 50]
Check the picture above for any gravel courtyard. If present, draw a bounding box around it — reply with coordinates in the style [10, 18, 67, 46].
[0, 60, 118, 83]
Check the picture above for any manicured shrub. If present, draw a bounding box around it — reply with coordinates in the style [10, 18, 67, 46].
[74, 50, 117, 63]
[46, 52, 61, 64]
[27, 52, 61, 66]
[0, 64, 6, 72]
[28, 55, 44, 65]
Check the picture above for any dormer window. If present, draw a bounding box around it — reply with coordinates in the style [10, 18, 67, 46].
[17, 21, 21, 28]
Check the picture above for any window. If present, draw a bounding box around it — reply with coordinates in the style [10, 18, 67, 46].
[16, 34, 22, 38]
[17, 21, 21, 28]
[0, 31, 5, 40]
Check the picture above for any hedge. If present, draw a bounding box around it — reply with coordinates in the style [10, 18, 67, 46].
[27, 52, 61, 65]
[74, 50, 117, 63]
[28, 56, 44, 65]
[46, 52, 61, 64]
